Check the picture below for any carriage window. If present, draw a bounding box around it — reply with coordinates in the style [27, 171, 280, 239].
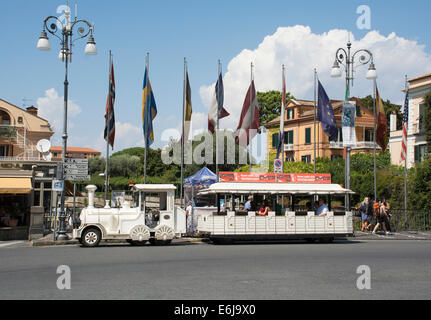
[159, 192, 167, 211]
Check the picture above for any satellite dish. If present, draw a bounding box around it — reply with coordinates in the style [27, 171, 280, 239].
[36, 139, 51, 153]
[42, 152, 52, 161]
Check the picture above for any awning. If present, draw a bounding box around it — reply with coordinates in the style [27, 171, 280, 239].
[0, 178, 32, 194]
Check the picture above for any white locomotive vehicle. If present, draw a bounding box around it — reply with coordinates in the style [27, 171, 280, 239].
[73, 184, 186, 247]
[197, 175, 354, 244]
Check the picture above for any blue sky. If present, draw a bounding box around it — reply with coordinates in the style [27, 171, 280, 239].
[1, 0, 430, 156]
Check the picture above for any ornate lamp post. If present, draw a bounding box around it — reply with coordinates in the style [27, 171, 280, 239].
[37, 8, 97, 240]
[330, 40, 377, 210]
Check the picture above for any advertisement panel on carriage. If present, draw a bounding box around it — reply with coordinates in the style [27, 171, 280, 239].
[218, 172, 331, 184]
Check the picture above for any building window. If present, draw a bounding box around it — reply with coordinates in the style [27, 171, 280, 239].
[272, 132, 280, 148]
[286, 108, 294, 120]
[331, 154, 342, 161]
[284, 130, 294, 145]
[18, 117, 23, 124]
[419, 103, 425, 133]
[301, 155, 311, 163]
[337, 127, 343, 142]
[365, 129, 373, 142]
[415, 144, 427, 163]
[305, 128, 311, 144]
[0, 110, 11, 125]
[286, 156, 294, 162]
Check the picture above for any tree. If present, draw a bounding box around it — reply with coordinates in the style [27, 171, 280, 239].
[257, 90, 294, 126]
[359, 95, 402, 129]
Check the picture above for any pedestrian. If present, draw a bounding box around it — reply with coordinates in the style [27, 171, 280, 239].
[372, 199, 390, 235]
[382, 198, 393, 233]
[186, 201, 193, 234]
[359, 197, 370, 232]
[366, 194, 376, 231]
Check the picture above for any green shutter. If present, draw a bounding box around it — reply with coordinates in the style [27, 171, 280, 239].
[272, 133, 278, 148]
[305, 128, 311, 144]
[288, 130, 294, 144]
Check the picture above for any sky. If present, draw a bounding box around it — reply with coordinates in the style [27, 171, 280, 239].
[1, 0, 430, 160]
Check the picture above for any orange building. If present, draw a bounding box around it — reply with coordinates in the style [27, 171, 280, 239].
[264, 98, 380, 163]
[50, 146, 101, 160]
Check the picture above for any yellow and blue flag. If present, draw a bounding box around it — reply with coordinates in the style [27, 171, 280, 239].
[142, 67, 157, 147]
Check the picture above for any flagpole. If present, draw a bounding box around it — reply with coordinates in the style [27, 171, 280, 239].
[144, 52, 149, 185]
[281, 65, 285, 171]
[373, 79, 377, 201]
[104, 50, 112, 203]
[249, 62, 253, 172]
[180, 58, 186, 208]
[403, 75, 408, 228]
[216, 60, 221, 180]
[313, 68, 317, 173]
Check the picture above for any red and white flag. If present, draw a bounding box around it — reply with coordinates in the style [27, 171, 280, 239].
[234, 80, 259, 146]
[401, 89, 409, 161]
[104, 59, 115, 149]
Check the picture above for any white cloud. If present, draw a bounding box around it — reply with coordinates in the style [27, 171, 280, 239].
[200, 26, 431, 131]
[36, 88, 82, 145]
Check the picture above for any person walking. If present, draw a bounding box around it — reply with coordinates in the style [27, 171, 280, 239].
[360, 197, 370, 232]
[186, 201, 193, 234]
[372, 199, 390, 235]
[366, 194, 376, 232]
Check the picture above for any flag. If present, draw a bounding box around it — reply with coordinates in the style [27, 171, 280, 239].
[234, 80, 260, 146]
[208, 72, 229, 133]
[142, 67, 157, 147]
[183, 71, 192, 142]
[276, 71, 286, 159]
[317, 81, 338, 142]
[401, 89, 409, 161]
[376, 86, 388, 152]
[104, 59, 115, 149]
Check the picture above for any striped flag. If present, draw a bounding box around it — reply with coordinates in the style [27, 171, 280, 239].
[401, 89, 409, 161]
[234, 80, 260, 146]
[104, 59, 115, 149]
[208, 72, 229, 133]
[276, 69, 286, 159]
[142, 66, 157, 147]
[183, 71, 192, 142]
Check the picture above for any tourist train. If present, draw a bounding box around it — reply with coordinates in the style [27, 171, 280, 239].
[73, 172, 354, 246]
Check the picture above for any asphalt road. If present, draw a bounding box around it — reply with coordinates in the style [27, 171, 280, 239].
[0, 240, 430, 300]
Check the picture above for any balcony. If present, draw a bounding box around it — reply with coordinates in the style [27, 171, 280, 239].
[284, 144, 294, 151]
[0, 125, 17, 140]
[330, 141, 381, 150]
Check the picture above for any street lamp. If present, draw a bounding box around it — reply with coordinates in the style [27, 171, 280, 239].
[37, 8, 97, 240]
[330, 40, 377, 210]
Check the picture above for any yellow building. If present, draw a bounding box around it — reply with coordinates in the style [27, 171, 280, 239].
[0, 98, 54, 160]
[264, 98, 380, 163]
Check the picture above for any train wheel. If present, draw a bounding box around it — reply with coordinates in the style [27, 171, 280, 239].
[81, 228, 101, 247]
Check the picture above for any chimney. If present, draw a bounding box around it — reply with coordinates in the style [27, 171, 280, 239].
[390, 113, 397, 131]
[26, 106, 38, 117]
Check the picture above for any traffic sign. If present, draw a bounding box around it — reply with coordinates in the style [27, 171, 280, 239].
[65, 174, 91, 181]
[274, 159, 282, 173]
[64, 163, 88, 170]
[65, 158, 88, 164]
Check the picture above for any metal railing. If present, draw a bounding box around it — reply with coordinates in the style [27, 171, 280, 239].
[284, 144, 294, 151]
[353, 209, 431, 232]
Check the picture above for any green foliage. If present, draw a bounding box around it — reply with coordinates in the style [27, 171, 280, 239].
[257, 90, 294, 126]
[359, 95, 402, 129]
[88, 157, 105, 176]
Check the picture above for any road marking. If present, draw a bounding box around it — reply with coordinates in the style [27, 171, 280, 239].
[0, 241, 24, 248]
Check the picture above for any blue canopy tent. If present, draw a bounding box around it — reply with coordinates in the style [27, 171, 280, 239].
[184, 167, 217, 206]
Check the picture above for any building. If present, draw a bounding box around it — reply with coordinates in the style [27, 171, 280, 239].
[0, 98, 58, 240]
[264, 98, 380, 163]
[0, 99, 54, 160]
[389, 72, 430, 168]
[50, 146, 101, 160]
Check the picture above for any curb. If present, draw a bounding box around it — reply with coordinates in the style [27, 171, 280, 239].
[31, 238, 208, 247]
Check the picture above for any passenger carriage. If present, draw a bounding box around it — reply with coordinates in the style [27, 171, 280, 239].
[197, 172, 354, 244]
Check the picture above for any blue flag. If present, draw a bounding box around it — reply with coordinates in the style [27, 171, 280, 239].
[317, 81, 338, 142]
[142, 67, 157, 147]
